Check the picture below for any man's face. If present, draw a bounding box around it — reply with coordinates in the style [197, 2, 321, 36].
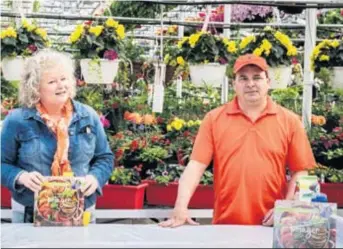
[233, 65, 270, 105]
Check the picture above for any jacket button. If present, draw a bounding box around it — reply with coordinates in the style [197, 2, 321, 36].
[69, 130, 74, 136]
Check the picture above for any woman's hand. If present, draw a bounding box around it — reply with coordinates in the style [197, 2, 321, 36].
[17, 171, 45, 192]
[81, 175, 99, 196]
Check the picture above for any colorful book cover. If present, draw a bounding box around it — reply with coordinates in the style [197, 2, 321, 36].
[34, 176, 85, 226]
[273, 200, 337, 248]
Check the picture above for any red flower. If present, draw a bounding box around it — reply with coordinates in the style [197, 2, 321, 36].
[333, 127, 342, 133]
[130, 140, 139, 151]
[84, 20, 92, 26]
[156, 116, 164, 124]
[103, 50, 118, 60]
[112, 102, 119, 109]
[115, 148, 124, 159]
[183, 131, 190, 137]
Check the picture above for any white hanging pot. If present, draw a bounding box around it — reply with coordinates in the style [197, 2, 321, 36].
[268, 66, 292, 89]
[331, 66, 343, 89]
[1, 56, 25, 81]
[80, 59, 119, 84]
[189, 63, 227, 88]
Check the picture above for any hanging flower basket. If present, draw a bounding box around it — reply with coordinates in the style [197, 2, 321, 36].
[1, 56, 25, 81]
[331, 66, 343, 89]
[189, 63, 227, 87]
[80, 58, 119, 84]
[268, 66, 292, 89]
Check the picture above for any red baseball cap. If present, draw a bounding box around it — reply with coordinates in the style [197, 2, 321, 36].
[233, 54, 268, 74]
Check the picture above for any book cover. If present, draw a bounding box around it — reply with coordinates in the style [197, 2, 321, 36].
[273, 200, 337, 248]
[34, 176, 85, 226]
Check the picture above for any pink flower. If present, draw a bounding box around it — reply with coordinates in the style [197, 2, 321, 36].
[333, 127, 342, 133]
[103, 49, 118, 60]
[100, 115, 110, 128]
[28, 44, 37, 53]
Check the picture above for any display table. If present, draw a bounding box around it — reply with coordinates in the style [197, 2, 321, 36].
[1, 224, 273, 248]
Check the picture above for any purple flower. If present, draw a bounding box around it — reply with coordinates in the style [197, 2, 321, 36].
[103, 49, 118, 60]
[28, 44, 37, 53]
[231, 5, 274, 22]
[100, 115, 110, 128]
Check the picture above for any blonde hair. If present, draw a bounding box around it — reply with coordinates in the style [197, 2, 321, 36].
[19, 49, 76, 108]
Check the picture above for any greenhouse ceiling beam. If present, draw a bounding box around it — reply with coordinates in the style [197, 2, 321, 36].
[2, 12, 343, 29]
[117, 0, 343, 8]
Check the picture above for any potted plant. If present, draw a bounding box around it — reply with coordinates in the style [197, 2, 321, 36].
[69, 18, 125, 84]
[238, 27, 298, 89]
[175, 32, 237, 87]
[1, 19, 50, 81]
[1, 185, 11, 208]
[145, 163, 214, 208]
[311, 39, 343, 89]
[96, 165, 148, 209]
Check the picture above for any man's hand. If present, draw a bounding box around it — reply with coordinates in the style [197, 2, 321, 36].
[262, 208, 274, 226]
[158, 207, 199, 228]
[17, 171, 44, 192]
[81, 175, 99, 196]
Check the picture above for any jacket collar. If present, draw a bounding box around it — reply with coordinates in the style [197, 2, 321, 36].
[22, 99, 89, 121]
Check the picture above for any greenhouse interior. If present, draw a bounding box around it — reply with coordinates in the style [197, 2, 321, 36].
[1, 0, 343, 248]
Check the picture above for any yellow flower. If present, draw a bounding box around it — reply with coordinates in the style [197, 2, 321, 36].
[189, 32, 201, 48]
[319, 55, 330, 61]
[35, 28, 47, 40]
[253, 48, 263, 56]
[177, 56, 185, 66]
[287, 46, 297, 56]
[187, 120, 195, 127]
[239, 35, 256, 50]
[105, 18, 119, 28]
[195, 120, 202, 126]
[330, 39, 340, 48]
[89, 25, 103, 37]
[1, 27, 17, 39]
[169, 60, 177, 67]
[204, 59, 209, 64]
[21, 19, 30, 29]
[116, 24, 125, 39]
[264, 26, 273, 32]
[69, 24, 84, 43]
[261, 39, 272, 56]
[167, 125, 172, 132]
[178, 37, 188, 48]
[172, 121, 183, 131]
[164, 54, 170, 63]
[227, 41, 237, 53]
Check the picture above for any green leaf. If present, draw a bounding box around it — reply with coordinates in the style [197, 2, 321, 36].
[2, 37, 16, 46]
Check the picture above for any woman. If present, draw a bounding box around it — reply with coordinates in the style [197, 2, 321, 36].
[1, 49, 114, 223]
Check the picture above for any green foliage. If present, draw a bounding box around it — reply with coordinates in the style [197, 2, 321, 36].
[139, 146, 169, 163]
[75, 85, 104, 111]
[109, 166, 142, 185]
[1, 19, 50, 58]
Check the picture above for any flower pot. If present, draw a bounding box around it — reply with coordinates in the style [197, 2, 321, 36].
[1, 56, 25, 81]
[96, 183, 148, 209]
[80, 59, 119, 84]
[268, 66, 292, 89]
[320, 183, 343, 207]
[331, 66, 343, 89]
[189, 64, 227, 88]
[145, 180, 214, 208]
[1, 185, 11, 208]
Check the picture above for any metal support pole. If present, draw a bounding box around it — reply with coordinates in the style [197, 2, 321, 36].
[302, 8, 317, 129]
[223, 4, 231, 38]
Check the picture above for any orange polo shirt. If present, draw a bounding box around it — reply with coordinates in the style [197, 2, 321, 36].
[190, 96, 316, 225]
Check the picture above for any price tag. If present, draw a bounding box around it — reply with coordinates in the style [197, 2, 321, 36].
[176, 76, 182, 98]
[152, 83, 164, 113]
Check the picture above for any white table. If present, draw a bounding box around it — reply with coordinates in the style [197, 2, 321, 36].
[1, 224, 273, 248]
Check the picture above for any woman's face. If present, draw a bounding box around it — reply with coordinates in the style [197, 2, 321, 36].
[39, 66, 72, 109]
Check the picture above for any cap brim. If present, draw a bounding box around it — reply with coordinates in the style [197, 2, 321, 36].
[234, 62, 267, 74]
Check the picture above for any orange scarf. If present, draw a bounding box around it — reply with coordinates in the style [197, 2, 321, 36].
[36, 99, 74, 176]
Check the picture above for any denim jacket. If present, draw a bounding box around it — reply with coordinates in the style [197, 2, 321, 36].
[1, 100, 114, 209]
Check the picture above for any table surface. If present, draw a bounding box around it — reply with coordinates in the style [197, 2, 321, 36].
[1, 224, 273, 248]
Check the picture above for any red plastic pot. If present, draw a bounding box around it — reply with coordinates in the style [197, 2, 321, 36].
[96, 183, 148, 209]
[145, 180, 214, 208]
[1, 185, 11, 208]
[320, 183, 343, 207]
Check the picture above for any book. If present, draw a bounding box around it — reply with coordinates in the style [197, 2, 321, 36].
[34, 176, 86, 226]
[273, 200, 337, 248]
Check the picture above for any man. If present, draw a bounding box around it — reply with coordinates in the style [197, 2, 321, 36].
[160, 54, 316, 227]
